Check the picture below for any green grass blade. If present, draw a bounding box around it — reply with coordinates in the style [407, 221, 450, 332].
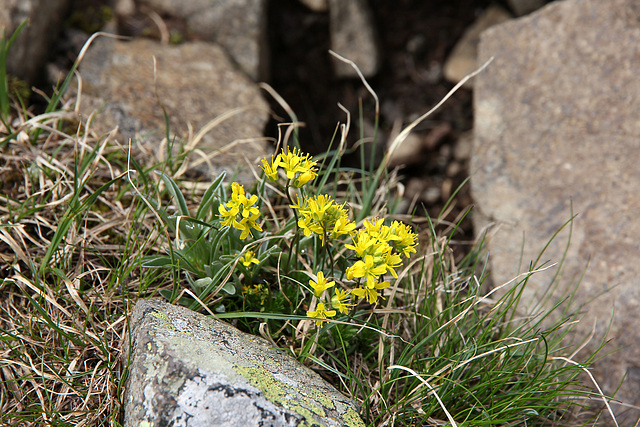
[155, 171, 190, 217]
[195, 171, 226, 220]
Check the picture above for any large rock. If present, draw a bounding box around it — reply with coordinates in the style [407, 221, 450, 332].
[472, 0, 640, 422]
[74, 37, 269, 182]
[0, 0, 69, 84]
[298, 0, 328, 12]
[507, 0, 546, 16]
[329, 0, 379, 78]
[123, 299, 364, 427]
[442, 5, 512, 86]
[141, 0, 268, 81]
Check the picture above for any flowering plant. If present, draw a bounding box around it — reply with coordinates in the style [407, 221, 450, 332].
[142, 144, 418, 328]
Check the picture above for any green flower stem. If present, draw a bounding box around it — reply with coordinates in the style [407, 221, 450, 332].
[322, 229, 335, 274]
[284, 180, 301, 272]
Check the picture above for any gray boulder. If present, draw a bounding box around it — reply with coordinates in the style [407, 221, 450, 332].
[329, 0, 379, 78]
[73, 37, 269, 182]
[442, 5, 512, 86]
[472, 0, 640, 423]
[141, 0, 268, 81]
[0, 0, 69, 83]
[123, 299, 365, 427]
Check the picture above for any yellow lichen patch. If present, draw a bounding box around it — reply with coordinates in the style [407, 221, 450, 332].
[150, 310, 176, 330]
[149, 310, 192, 335]
[307, 387, 335, 410]
[341, 407, 366, 427]
[234, 363, 328, 426]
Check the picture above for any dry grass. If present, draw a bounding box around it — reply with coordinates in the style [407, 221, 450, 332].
[0, 100, 169, 426]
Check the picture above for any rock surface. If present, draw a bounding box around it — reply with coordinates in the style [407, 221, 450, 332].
[298, 0, 328, 12]
[329, 0, 379, 78]
[1, 0, 69, 83]
[387, 122, 451, 169]
[123, 299, 364, 427]
[472, 0, 640, 423]
[507, 0, 547, 16]
[142, 0, 268, 81]
[443, 5, 512, 85]
[73, 37, 269, 182]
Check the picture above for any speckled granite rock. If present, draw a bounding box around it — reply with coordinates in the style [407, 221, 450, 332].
[123, 299, 364, 427]
[472, 0, 640, 423]
[73, 37, 269, 182]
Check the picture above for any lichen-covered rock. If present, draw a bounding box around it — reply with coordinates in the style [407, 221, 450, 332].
[123, 299, 365, 427]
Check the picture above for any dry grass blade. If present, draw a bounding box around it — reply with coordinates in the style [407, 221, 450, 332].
[387, 365, 458, 427]
[385, 56, 494, 163]
[551, 356, 619, 427]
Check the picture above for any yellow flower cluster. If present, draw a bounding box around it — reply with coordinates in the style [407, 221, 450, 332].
[346, 218, 418, 304]
[306, 302, 335, 326]
[218, 182, 262, 239]
[261, 146, 318, 187]
[290, 194, 356, 244]
[241, 250, 260, 267]
[221, 146, 419, 327]
[307, 268, 353, 327]
[306, 218, 417, 325]
[242, 282, 269, 306]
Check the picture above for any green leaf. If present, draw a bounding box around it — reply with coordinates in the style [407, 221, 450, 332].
[222, 281, 236, 295]
[194, 277, 213, 292]
[155, 171, 190, 216]
[140, 255, 175, 268]
[169, 214, 204, 242]
[196, 171, 226, 220]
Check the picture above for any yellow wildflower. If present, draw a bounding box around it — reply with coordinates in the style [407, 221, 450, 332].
[383, 251, 403, 279]
[218, 182, 262, 239]
[278, 146, 318, 187]
[332, 214, 357, 238]
[363, 217, 386, 237]
[241, 250, 260, 267]
[292, 194, 355, 244]
[346, 254, 387, 288]
[331, 288, 353, 314]
[309, 271, 335, 297]
[295, 169, 316, 187]
[261, 155, 281, 182]
[352, 281, 390, 304]
[243, 283, 269, 305]
[389, 220, 418, 258]
[345, 229, 378, 257]
[307, 302, 336, 326]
